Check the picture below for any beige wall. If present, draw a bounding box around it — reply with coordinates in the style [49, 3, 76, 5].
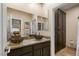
[66, 5, 79, 48]
[7, 8, 33, 20]
[6, 3, 49, 17]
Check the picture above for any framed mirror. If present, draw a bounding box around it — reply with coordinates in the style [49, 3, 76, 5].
[12, 19, 21, 32]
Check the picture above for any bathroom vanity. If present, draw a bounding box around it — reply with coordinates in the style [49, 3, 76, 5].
[7, 38, 50, 56]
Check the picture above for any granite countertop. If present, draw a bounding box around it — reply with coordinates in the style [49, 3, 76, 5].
[7, 38, 50, 49]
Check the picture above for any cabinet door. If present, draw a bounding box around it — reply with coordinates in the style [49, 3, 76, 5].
[34, 49, 42, 56]
[42, 46, 50, 56]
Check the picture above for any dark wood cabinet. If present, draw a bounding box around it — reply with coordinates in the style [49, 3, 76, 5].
[55, 9, 66, 53]
[33, 41, 50, 56]
[7, 41, 50, 56]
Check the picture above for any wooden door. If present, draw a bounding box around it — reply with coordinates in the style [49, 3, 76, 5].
[62, 11, 66, 48]
[55, 9, 66, 53]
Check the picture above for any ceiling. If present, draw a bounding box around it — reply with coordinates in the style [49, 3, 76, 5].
[53, 3, 79, 11]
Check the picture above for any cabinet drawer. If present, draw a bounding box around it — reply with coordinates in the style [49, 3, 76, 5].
[33, 41, 50, 50]
[33, 43, 43, 50]
[8, 46, 32, 56]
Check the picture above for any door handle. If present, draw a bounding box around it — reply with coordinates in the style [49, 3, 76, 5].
[4, 47, 10, 53]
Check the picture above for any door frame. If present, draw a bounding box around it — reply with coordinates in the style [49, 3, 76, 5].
[0, 3, 7, 56]
[0, 3, 3, 56]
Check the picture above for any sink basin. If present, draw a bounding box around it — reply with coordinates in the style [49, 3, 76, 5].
[29, 35, 43, 40]
[10, 37, 24, 44]
[34, 35, 43, 40]
[9, 31, 24, 44]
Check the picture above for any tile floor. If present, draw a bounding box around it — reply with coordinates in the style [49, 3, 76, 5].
[55, 47, 76, 56]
